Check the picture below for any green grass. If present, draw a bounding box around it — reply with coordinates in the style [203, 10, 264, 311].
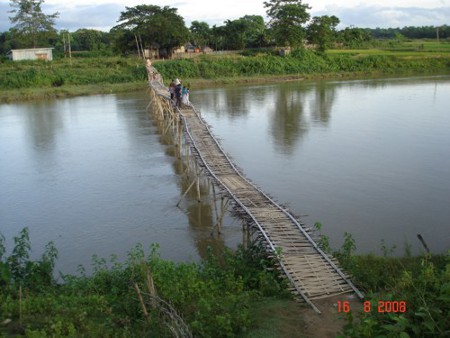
[328, 40, 450, 57]
[0, 229, 291, 337]
[0, 56, 147, 90]
[1, 42, 449, 103]
[154, 50, 450, 84]
[0, 82, 144, 103]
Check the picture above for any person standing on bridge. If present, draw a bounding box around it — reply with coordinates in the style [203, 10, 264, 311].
[169, 79, 176, 101]
[174, 78, 182, 107]
[182, 85, 190, 106]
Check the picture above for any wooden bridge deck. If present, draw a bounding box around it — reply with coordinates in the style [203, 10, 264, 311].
[148, 70, 363, 313]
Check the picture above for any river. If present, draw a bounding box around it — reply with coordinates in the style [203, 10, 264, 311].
[0, 76, 449, 275]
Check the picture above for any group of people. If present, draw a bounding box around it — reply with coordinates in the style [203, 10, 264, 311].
[169, 78, 190, 108]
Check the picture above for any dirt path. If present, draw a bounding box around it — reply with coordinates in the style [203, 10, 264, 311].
[298, 294, 363, 337]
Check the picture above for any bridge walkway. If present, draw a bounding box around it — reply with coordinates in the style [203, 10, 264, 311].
[148, 71, 363, 313]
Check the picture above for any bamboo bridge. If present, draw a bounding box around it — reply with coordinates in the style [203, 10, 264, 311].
[146, 66, 364, 313]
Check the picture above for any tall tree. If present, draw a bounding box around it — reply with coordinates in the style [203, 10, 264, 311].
[9, 0, 59, 48]
[114, 5, 190, 58]
[307, 15, 340, 52]
[222, 15, 267, 50]
[190, 21, 211, 48]
[337, 27, 372, 48]
[264, 0, 311, 48]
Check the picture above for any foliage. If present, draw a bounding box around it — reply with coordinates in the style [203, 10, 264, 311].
[307, 15, 340, 52]
[223, 15, 268, 50]
[0, 56, 147, 91]
[70, 29, 111, 52]
[337, 27, 373, 48]
[314, 224, 450, 338]
[113, 5, 190, 58]
[339, 253, 450, 337]
[190, 21, 211, 49]
[264, 0, 311, 48]
[0, 228, 57, 293]
[367, 25, 450, 40]
[154, 50, 450, 81]
[0, 229, 288, 337]
[8, 0, 59, 48]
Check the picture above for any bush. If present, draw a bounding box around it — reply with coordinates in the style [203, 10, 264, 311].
[0, 229, 287, 337]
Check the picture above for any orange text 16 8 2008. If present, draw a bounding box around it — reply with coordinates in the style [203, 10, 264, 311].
[337, 300, 407, 313]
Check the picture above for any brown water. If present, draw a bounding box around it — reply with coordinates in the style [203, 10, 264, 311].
[0, 92, 240, 276]
[1, 76, 449, 276]
[193, 75, 450, 255]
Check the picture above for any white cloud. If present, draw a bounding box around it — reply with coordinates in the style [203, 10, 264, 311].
[1, 0, 448, 32]
[317, 4, 450, 28]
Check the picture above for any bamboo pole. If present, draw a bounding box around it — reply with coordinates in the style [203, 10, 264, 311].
[177, 120, 182, 159]
[211, 184, 220, 235]
[177, 178, 197, 206]
[133, 282, 149, 317]
[215, 198, 229, 234]
[196, 173, 201, 203]
[146, 270, 157, 309]
[19, 286, 22, 326]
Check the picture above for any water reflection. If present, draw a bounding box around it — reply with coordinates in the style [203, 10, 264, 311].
[269, 83, 308, 154]
[151, 109, 230, 260]
[0, 92, 240, 274]
[192, 76, 450, 255]
[310, 82, 334, 124]
[194, 81, 338, 155]
[24, 101, 63, 153]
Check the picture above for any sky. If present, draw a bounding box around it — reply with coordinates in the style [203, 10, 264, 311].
[1, 0, 449, 32]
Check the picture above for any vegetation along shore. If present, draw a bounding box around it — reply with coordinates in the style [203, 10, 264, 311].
[1, 43, 450, 103]
[0, 228, 448, 337]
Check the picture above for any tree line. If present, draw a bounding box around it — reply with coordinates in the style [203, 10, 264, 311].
[1, 0, 448, 58]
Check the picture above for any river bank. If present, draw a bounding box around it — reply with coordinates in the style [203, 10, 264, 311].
[1, 50, 449, 103]
[0, 228, 448, 337]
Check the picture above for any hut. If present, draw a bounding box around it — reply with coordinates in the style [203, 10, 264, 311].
[7, 48, 54, 61]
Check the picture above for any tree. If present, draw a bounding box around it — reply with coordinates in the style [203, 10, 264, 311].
[338, 27, 372, 48]
[114, 5, 190, 58]
[264, 0, 311, 48]
[307, 15, 340, 52]
[236, 15, 267, 48]
[210, 25, 227, 51]
[190, 21, 211, 48]
[72, 29, 110, 51]
[221, 15, 268, 50]
[9, 0, 59, 48]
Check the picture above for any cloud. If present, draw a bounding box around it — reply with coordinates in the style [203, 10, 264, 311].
[0, 2, 126, 32]
[48, 3, 125, 31]
[1, 1, 448, 33]
[0, 2, 11, 32]
[316, 4, 450, 28]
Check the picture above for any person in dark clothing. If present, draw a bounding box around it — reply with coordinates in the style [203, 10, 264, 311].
[169, 79, 176, 100]
[174, 78, 182, 107]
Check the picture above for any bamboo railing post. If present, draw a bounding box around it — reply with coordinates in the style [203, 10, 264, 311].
[133, 282, 149, 318]
[196, 171, 201, 203]
[216, 197, 229, 235]
[211, 184, 220, 236]
[176, 178, 197, 207]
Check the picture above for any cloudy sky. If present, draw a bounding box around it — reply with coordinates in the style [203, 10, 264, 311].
[1, 0, 449, 32]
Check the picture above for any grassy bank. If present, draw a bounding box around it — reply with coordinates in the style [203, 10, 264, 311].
[0, 228, 294, 337]
[1, 228, 448, 337]
[0, 82, 144, 103]
[153, 49, 450, 84]
[0, 57, 147, 103]
[1, 48, 449, 103]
